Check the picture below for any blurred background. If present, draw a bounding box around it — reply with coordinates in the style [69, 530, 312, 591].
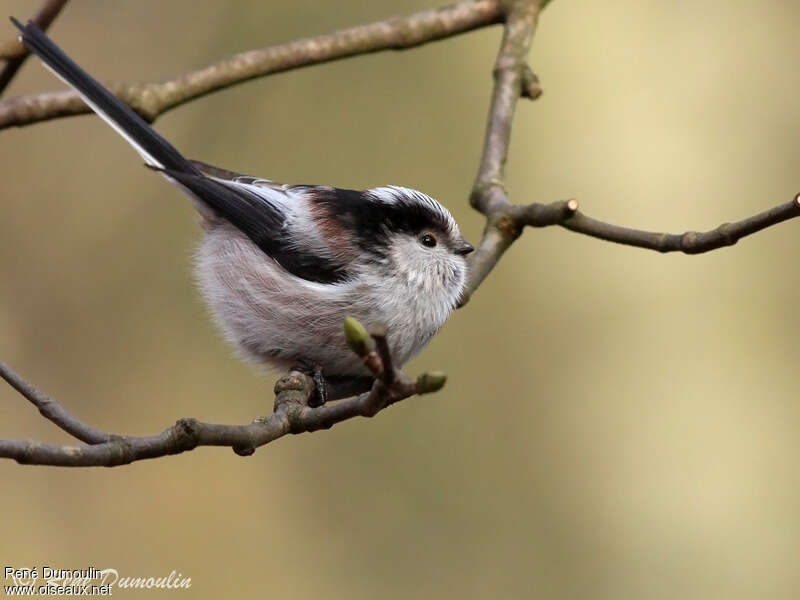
[2, 0, 800, 597]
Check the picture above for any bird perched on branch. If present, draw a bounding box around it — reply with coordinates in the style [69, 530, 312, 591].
[11, 18, 473, 404]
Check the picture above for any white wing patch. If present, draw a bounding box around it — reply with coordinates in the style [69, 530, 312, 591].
[208, 177, 351, 279]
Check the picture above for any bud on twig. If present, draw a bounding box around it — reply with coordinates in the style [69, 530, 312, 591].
[343, 316, 371, 356]
[416, 371, 447, 394]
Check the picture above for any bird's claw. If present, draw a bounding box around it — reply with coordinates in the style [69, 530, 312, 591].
[309, 364, 328, 407]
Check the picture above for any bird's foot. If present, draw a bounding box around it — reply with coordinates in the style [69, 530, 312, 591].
[310, 364, 328, 408]
[289, 363, 328, 407]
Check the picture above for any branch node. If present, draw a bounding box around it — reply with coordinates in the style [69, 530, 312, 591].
[284, 403, 309, 434]
[273, 371, 314, 410]
[369, 324, 394, 385]
[171, 418, 200, 453]
[124, 83, 161, 123]
[106, 435, 136, 466]
[362, 381, 391, 416]
[680, 231, 699, 253]
[520, 63, 542, 100]
[716, 222, 737, 247]
[232, 444, 256, 457]
[470, 180, 510, 215]
[566, 198, 579, 213]
[17, 440, 38, 465]
[490, 211, 522, 241]
[362, 351, 383, 376]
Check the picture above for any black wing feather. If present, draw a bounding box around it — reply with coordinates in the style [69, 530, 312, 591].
[160, 169, 351, 284]
[12, 18, 351, 285]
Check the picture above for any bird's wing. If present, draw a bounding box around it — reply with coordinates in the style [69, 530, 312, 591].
[11, 19, 358, 286]
[189, 160, 287, 191]
[179, 161, 358, 285]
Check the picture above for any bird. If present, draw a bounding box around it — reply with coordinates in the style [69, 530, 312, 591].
[10, 18, 473, 404]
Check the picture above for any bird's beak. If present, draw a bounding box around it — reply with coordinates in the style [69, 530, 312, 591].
[454, 239, 474, 256]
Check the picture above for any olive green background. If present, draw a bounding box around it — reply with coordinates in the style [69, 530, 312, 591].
[2, 1, 800, 598]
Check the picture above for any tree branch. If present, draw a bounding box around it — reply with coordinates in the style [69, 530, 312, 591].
[0, 322, 446, 466]
[470, 0, 541, 216]
[0, 360, 109, 444]
[0, 0, 502, 129]
[0, 0, 515, 468]
[3, 0, 799, 467]
[461, 190, 800, 305]
[459, 0, 800, 304]
[462, 0, 545, 302]
[0, 0, 69, 95]
[514, 195, 800, 254]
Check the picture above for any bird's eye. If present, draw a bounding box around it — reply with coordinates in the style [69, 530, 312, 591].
[419, 233, 437, 248]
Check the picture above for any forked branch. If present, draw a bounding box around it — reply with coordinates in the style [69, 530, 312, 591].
[0, 320, 445, 466]
[0, 0, 68, 95]
[0, 0, 503, 128]
[2, 0, 799, 466]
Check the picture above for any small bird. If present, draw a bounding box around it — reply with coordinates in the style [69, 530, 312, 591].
[11, 18, 473, 403]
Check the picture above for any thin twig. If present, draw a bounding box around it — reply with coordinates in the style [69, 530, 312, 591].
[0, 0, 537, 466]
[458, 0, 800, 304]
[4, 0, 799, 467]
[0, 0, 69, 95]
[563, 198, 800, 254]
[0, 0, 503, 129]
[0, 360, 109, 444]
[0, 327, 435, 466]
[470, 0, 541, 217]
[462, 0, 545, 303]
[369, 325, 396, 386]
[462, 194, 800, 301]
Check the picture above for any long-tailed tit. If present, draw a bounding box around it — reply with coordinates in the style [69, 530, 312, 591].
[12, 19, 473, 402]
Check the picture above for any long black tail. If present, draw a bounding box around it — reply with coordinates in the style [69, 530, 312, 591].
[10, 17, 198, 175]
